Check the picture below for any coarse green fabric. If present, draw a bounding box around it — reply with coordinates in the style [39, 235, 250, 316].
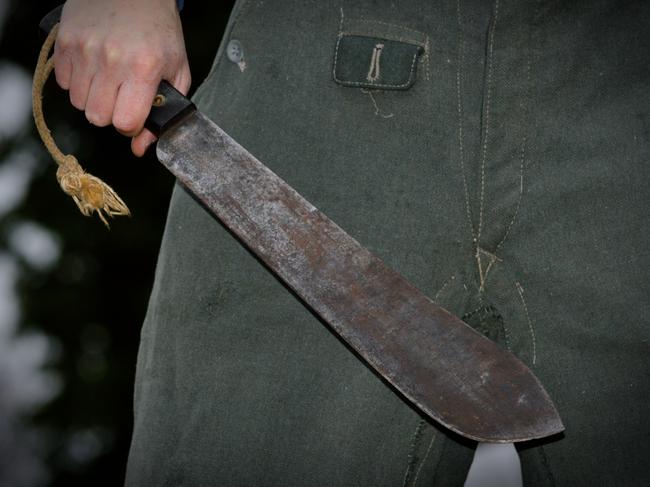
[125, 0, 650, 485]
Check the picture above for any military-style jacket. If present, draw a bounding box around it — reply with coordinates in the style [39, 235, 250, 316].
[126, 1, 650, 485]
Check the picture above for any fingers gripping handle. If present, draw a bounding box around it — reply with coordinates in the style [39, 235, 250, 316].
[39, 4, 196, 137]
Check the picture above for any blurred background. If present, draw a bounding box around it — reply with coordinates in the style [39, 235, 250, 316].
[0, 1, 234, 485]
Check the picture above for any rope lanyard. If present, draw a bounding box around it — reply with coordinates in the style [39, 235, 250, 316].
[32, 24, 130, 227]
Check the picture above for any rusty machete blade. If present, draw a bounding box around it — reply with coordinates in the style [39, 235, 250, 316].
[155, 111, 564, 443]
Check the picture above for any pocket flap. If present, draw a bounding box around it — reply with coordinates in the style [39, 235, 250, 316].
[333, 35, 423, 90]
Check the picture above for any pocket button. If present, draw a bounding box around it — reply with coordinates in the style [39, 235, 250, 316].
[226, 40, 244, 63]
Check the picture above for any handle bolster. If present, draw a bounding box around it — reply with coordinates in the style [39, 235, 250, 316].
[144, 81, 196, 137]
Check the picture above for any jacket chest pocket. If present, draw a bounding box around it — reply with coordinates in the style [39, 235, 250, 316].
[332, 18, 428, 91]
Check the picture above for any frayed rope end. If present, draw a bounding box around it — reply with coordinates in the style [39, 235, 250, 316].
[56, 155, 130, 228]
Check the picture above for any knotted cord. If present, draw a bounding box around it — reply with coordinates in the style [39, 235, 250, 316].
[32, 24, 130, 227]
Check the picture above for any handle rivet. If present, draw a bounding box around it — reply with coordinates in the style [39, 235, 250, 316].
[153, 94, 166, 107]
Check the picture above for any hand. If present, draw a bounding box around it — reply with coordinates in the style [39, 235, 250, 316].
[53, 0, 191, 156]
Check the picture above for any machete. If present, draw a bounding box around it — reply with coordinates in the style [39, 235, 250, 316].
[40, 7, 563, 443]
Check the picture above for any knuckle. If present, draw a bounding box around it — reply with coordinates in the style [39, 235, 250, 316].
[86, 110, 110, 127]
[54, 65, 70, 89]
[80, 34, 99, 59]
[53, 38, 76, 71]
[130, 51, 164, 79]
[112, 113, 140, 134]
[55, 30, 74, 51]
[69, 93, 85, 111]
[101, 40, 123, 67]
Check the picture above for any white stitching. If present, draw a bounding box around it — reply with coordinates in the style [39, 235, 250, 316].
[515, 281, 537, 365]
[477, 247, 500, 291]
[361, 89, 395, 118]
[333, 35, 420, 89]
[401, 420, 426, 487]
[476, 0, 500, 251]
[412, 433, 437, 486]
[424, 34, 431, 81]
[495, 37, 533, 252]
[476, 0, 500, 291]
[366, 43, 385, 81]
[332, 34, 344, 85]
[434, 274, 456, 302]
[455, 0, 476, 243]
[340, 30, 425, 48]
[495, 135, 526, 252]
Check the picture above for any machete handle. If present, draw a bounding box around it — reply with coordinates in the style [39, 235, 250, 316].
[143, 82, 196, 137]
[38, 4, 196, 137]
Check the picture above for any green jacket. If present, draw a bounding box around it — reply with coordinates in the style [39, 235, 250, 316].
[126, 0, 650, 485]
